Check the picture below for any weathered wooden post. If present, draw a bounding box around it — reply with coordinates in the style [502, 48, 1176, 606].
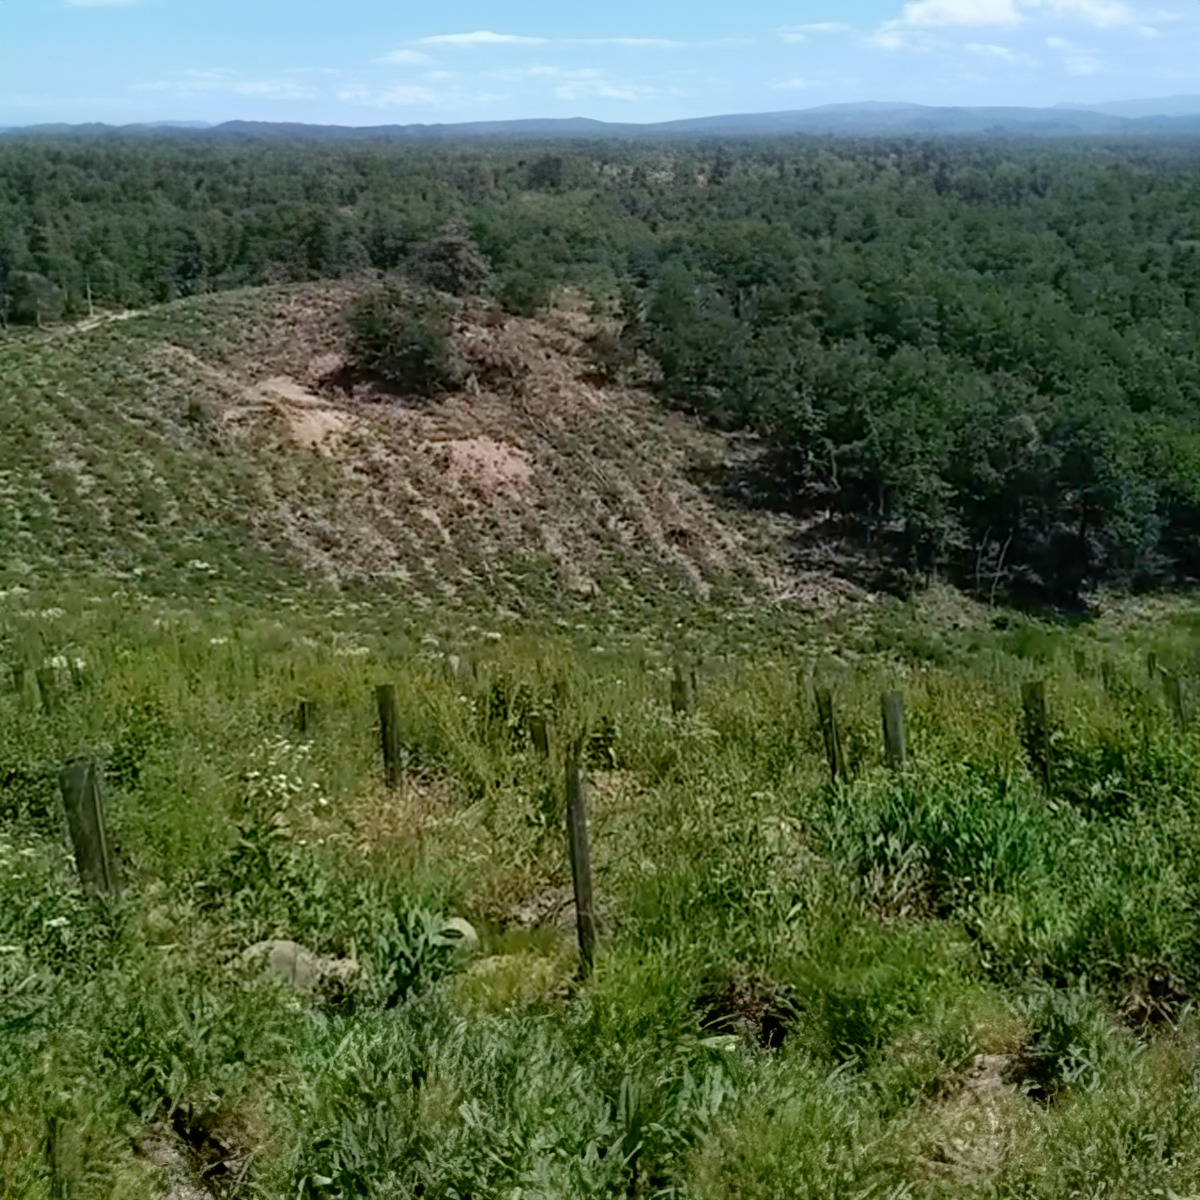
[1021, 680, 1051, 790]
[671, 663, 692, 716]
[816, 689, 848, 782]
[1162, 672, 1187, 729]
[1101, 658, 1117, 694]
[881, 692, 907, 770]
[529, 713, 550, 759]
[35, 667, 58, 714]
[11, 664, 25, 697]
[1147, 651, 1159, 680]
[376, 684, 401, 788]
[59, 758, 117, 895]
[565, 750, 596, 976]
[298, 700, 319, 736]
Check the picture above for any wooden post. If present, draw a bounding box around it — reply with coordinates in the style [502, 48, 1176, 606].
[59, 758, 116, 895]
[11, 665, 25, 696]
[35, 667, 58, 714]
[565, 752, 596, 976]
[1101, 658, 1117, 694]
[1162, 672, 1187, 729]
[376, 684, 401, 788]
[881, 692, 907, 770]
[1021, 680, 1051, 790]
[671, 663, 692, 715]
[1147, 651, 1159, 680]
[298, 700, 319, 735]
[816, 689, 847, 782]
[529, 714, 550, 758]
[1073, 650, 1087, 677]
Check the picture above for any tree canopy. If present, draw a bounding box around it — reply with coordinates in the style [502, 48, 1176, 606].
[3, 131, 1200, 599]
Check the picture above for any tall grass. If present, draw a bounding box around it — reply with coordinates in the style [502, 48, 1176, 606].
[4, 586, 1200, 1198]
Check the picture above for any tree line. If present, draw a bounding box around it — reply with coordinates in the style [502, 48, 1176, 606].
[3, 131, 1200, 601]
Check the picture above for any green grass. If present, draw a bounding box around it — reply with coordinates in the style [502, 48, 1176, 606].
[4, 584, 1200, 1198]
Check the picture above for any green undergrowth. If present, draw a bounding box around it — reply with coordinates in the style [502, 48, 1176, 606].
[4, 586, 1200, 1198]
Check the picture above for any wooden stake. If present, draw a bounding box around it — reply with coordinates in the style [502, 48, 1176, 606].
[298, 699, 319, 735]
[59, 758, 117, 895]
[35, 667, 58, 714]
[881, 692, 907, 770]
[1162, 672, 1187, 729]
[671, 663, 692, 715]
[1101, 658, 1117, 694]
[1021, 680, 1051, 790]
[376, 684, 401, 788]
[566, 752, 596, 976]
[816, 689, 847, 782]
[529, 713, 550, 758]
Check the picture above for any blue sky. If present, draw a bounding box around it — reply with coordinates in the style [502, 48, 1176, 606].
[3, 0, 1198, 126]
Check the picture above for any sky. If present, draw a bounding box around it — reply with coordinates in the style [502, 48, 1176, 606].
[2, 0, 1198, 126]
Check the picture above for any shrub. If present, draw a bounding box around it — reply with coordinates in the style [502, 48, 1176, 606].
[408, 220, 491, 298]
[344, 287, 462, 397]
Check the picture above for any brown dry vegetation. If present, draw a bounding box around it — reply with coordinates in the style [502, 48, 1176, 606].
[108, 283, 850, 613]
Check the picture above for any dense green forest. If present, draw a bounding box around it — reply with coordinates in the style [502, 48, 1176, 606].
[4, 133, 1200, 601]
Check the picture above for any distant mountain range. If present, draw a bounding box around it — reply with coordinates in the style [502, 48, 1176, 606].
[4, 97, 1200, 140]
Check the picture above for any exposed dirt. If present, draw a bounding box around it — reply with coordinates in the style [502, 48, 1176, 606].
[696, 975, 800, 1049]
[130, 283, 857, 612]
[918, 1053, 1027, 1185]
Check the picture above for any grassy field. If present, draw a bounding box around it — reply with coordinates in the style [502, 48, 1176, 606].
[5, 581, 1200, 1199]
[6, 285, 1200, 1197]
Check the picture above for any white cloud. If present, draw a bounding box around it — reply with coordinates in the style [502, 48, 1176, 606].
[337, 85, 438, 105]
[780, 21, 852, 40]
[1036, 0, 1132, 25]
[572, 37, 683, 46]
[772, 77, 812, 89]
[865, 27, 946, 48]
[67, 0, 140, 6]
[554, 78, 655, 101]
[900, 0, 1023, 26]
[966, 40, 1035, 59]
[1044, 34, 1104, 71]
[883, 0, 1134, 29]
[1138, 23, 1162, 35]
[374, 50, 433, 65]
[420, 30, 547, 46]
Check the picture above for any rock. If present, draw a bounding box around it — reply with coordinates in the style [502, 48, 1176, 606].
[441, 916, 479, 948]
[242, 939, 359, 992]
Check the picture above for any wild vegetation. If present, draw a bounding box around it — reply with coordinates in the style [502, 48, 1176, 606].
[4, 130, 1200, 1198]
[3, 134, 1200, 598]
[5, 583, 1200, 1199]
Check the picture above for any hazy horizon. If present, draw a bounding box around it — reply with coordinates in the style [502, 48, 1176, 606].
[4, 0, 1199, 128]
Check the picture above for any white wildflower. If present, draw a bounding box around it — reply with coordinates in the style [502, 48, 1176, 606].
[44, 916, 70, 929]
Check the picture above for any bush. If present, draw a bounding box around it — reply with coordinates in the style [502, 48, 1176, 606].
[408, 220, 491, 298]
[1, 270, 65, 326]
[344, 287, 462, 397]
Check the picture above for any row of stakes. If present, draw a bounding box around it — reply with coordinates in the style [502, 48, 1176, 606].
[41, 655, 1193, 978]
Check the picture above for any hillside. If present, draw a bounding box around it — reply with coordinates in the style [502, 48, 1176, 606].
[0, 283, 839, 618]
[6, 97, 1200, 140]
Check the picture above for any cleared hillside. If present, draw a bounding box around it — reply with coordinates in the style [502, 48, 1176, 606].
[0, 284, 842, 620]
